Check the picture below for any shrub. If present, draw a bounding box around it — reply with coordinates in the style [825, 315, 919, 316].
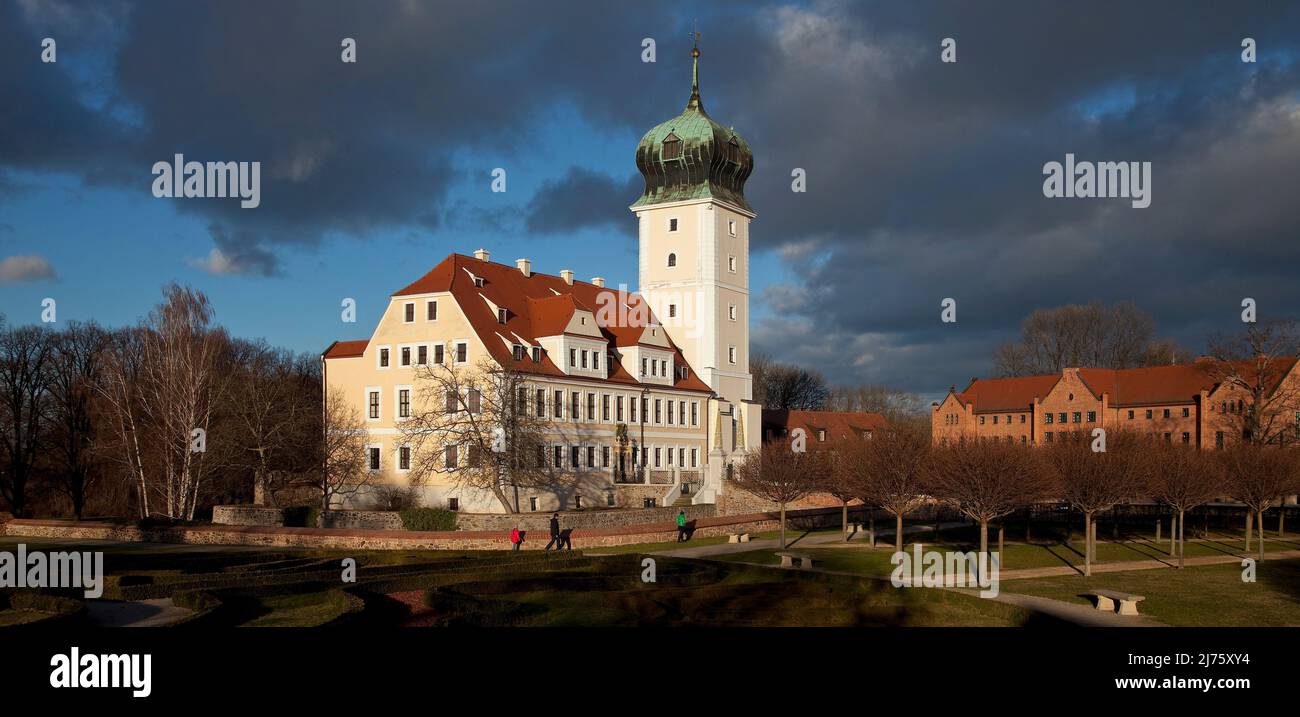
[399, 507, 457, 532]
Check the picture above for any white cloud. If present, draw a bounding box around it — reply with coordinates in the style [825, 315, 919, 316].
[189, 248, 245, 276]
[0, 254, 55, 283]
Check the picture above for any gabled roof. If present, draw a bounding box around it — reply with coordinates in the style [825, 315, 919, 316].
[955, 375, 1060, 413]
[1077, 364, 1217, 406]
[762, 409, 887, 443]
[362, 253, 712, 392]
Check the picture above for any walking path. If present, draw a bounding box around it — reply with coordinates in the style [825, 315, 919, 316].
[84, 598, 194, 627]
[647, 521, 966, 559]
[1000, 548, 1300, 580]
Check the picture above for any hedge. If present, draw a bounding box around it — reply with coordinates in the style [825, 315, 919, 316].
[399, 507, 457, 531]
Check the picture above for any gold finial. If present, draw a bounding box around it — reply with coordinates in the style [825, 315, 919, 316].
[688, 22, 702, 109]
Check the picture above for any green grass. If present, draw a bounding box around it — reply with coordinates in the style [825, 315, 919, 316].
[0, 609, 49, 627]
[1003, 558, 1300, 627]
[238, 590, 356, 627]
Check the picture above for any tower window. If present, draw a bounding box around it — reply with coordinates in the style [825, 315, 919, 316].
[667, 253, 676, 267]
[728, 256, 737, 273]
[728, 304, 737, 321]
[728, 346, 737, 364]
[668, 217, 678, 232]
[662, 133, 682, 160]
[728, 220, 737, 236]
[668, 304, 676, 318]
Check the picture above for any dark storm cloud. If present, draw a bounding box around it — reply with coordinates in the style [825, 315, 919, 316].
[523, 168, 640, 236]
[5, 0, 1300, 395]
[1, 0, 735, 268]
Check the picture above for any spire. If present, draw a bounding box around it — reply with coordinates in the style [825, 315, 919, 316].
[687, 26, 704, 111]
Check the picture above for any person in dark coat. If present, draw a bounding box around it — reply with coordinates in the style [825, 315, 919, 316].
[545, 513, 561, 551]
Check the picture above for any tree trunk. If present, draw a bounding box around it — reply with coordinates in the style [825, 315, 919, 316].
[979, 519, 989, 556]
[868, 516, 875, 548]
[1155, 518, 1161, 544]
[1245, 510, 1253, 552]
[1025, 508, 1032, 544]
[1279, 508, 1285, 538]
[780, 502, 787, 550]
[1083, 511, 1093, 577]
[1257, 507, 1266, 562]
[842, 499, 849, 542]
[1169, 516, 1175, 555]
[1178, 509, 1185, 569]
[997, 523, 1004, 559]
[895, 513, 904, 553]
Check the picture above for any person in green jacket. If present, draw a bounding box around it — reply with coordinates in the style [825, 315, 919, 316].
[676, 510, 688, 542]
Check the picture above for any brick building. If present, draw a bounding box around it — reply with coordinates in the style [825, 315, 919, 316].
[932, 360, 1300, 449]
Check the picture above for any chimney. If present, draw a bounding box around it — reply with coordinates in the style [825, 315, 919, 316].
[473, 248, 490, 262]
[591, 277, 605, 288]
[516, 258, 531, 277]
[560, 269, 574, 285]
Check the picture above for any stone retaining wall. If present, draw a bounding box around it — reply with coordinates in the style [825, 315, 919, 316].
[3, 505, 854, 552]
[212, 505, 284, 527]
[319, 510, 405, 531]
[455, 504, 715, 533]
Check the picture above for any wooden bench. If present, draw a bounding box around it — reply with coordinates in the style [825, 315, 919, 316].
[1087, 589, 1146, 616]
[727, 532, 751, 544]
[775, 551, 814, 570]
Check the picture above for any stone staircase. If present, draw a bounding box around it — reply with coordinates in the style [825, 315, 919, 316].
[672, 494, 693, 508]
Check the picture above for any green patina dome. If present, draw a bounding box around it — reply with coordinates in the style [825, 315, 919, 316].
[632, 46, 754, 213]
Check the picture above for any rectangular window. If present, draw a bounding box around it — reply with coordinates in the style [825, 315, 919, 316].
[512, 344, 524, 361]
[593, 352, 600, 372]
[1087, 411, 1095, 423]
[1058, 412, 1067, 424]
[669, 217, 678, 232]
[1216, 431, 1224, 448]
[531, 346, 541, 363]
[570, 446, 580, 468]
[417, 345, 427, 365]
[581, 349, 588, 368]
[586, 446, 595, 469]
[455, 342, 467, 363]
[498, 308, 508, 324]
[448, 498, 459, 512]
[1045, 432, 1053, 442]
[1020, 414, 1026, 424]
[379, 348, 390, 368]
[553, 446, 563, 468]
[587, 393, 596, 421]
[368, 447, 380, 471]
[653, 447, 661, 468]
[571, 348, 577, 368]
[980, 416, 986, 425]
[554, 390, 563, 419]
[401, 346, 411, 366]
[667, 401, 674, 425]
[445, 390, 458, 413]
[629, 395, 638, 423]
[1128, 410, 1134, 420]
[529, 497, 538, 512]
[602, 394, 610, 421]
[368, 391, 380, 419]
[399, 446, 410, 471]
[679, 401, 685, 425]
[427, 300, 437, 320]
[1163, 408, 1171, 418]
[729, 305, 737, 321]
[728, 346, 737, 364]
[728, 256, 737, 273]
[536, 389, 546, 418]
[1146, 409, 1153, 419]
[602, 446, 610, 468]
[616, 395, 624, 422]
[667, 447, 675, 466]
[398, 389, 410, 418]
[467, 388, 481, 414]
[1182, 432, 1191, 444]
[1045, 413, 1054, 424]
[641, 358, 647, 376]
[993, 416, 999, 425]
[434, 344, 444, 364]
[444, 445, 458, 470]
[728, 220, 737, 236]
[571, 392, 580, 420]
[691, 402, 698, 426]
[404, 303, 415, 322]
[690, 448, 698, 468]
[1072, 412, 1081, 423]
[655, 399, 662, 424]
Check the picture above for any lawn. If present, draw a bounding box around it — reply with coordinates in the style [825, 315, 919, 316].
[1002, 558, 1300, 627]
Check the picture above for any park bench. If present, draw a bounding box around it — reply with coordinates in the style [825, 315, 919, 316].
[775, 551, 814, 570]
[1087, 589, 1146, 616]
[727, 533, 751, 544]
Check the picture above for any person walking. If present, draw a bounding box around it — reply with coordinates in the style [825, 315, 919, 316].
[676, 510, 688, 542]
[510, 525, 522, 552]
[545, 513, 561, 551]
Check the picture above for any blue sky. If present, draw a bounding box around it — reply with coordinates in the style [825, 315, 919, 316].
[4, 0, 1300, 400]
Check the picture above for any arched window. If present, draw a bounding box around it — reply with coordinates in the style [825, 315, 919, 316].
[667, 253, 676, 267]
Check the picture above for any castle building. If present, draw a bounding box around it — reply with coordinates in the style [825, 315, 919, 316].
[931, 360, 1300, 449]
[322, 44, 764, 513]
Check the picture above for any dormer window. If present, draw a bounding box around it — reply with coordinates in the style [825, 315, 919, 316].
[497, 308, 508, 324]
[474, 276, 485, 287]
[531, 346, 541, 362]
[662, 132, 682, 160]
[726, 136, 741, 163]
[512, 344, 525, 361]
[667, 253, 676, 267]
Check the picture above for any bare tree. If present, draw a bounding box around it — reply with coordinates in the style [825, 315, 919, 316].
[0, 321, 53, 518]
[97, 327, 151, 518]
[825, 384, 923, 420]
[732, 438, 825, 548]
[401, 358, 564, 513]
[817, 438, 866, 541]
[1043, 429, 1149, 576]
[226, 340, 319, 505]
[751, 352, 829, 410]
[45, 322, 110, 519]
[858, 423, 930, 553]
[994, 302, 1188, 376]
[1147, 442, 1223, 568]
[134, 285, 229, 520]
[927, 440, 1054, 558]
[320, 386, 371, 513]
[1205, 318, 1300, 447]
[1219, 444, 1298, 562]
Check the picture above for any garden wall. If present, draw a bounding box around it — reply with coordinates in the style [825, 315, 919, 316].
[3, 506, 853, 552]
[455, 504, 716, 533]
[212, 506, 284, 527]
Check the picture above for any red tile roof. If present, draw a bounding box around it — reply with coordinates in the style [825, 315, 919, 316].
[762, 409, 887, 443]
[956, 374, 1060, 412]
[323, 340, 368, 359]
[327, 253, 713, 393]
